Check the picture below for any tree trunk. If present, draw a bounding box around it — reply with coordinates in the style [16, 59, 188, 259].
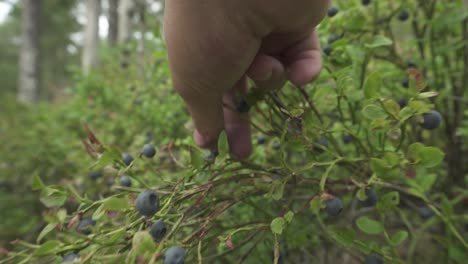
[82, 0, 100, 73]
[118, 0, 134, 44]
[18, 0, 41, 104]
[108, 0, 119, 46]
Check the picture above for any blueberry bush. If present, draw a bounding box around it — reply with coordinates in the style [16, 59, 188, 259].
[1, 1, 467, 263]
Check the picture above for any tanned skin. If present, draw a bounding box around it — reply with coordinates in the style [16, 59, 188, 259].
[164, 0, 331, 159]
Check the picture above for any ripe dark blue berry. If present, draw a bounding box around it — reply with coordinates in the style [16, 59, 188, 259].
[407, 60, 417, 69]
[397, 98, 408, 109]
[323, 44, 332, 56]
[342, 134, 353, 144]
[164, 246, 185, 264]
[325, 197, 343, 216]
[401, 78, 409, 88]
[120, 176, 132, 187]
[420, 110, 442, 130]
[88, 170, 103, 181]
[314, 137, 328, 153]
[364, 254, 383, 264]
[204, 149, 219, 162]
[122, 152, 134, 166]
[418, 207, 435, 219]
[256, 135, 267, 145]
[62, 253, 80, 263]
[327, 33, 341, 44]
[150, 220, 167, 242]
[359, 189, 379, 207]
[398, 10, 409, 21]
[272, 142, 281, 150]
[135, 190, 160, 216]
[76, 217, 96, 235]
[362, 0, 371, 6]
[236, 97, 250, 113]
[328, 7, 339, 17]
[142, 144, 156, 158]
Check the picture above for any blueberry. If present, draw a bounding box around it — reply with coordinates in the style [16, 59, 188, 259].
[401, 78, 409, 88]
[314, 137, 328, 153]
[397, 98, 408, 109]
[142, 144, 156, 158]
[76, 217, 96, 235]
[121, 61, 129, 68]
[256, 136, 267, 145]
[359, 189, 379, 207]
[120, 176, 132, 187]
[164, 246, 185, 264]
[122, 152, 134, 166]
[128, 85, 136, 91]
[398, 10, 409, 21]
[325, 197, 343, 216]
[420, 110, 442, 130]
[327, 33, 341, 44]
[364, 254, 384, 264]
[135, 190, 160, 217]
[328, 7, 339, 17]
[418, 207, 435, 219]
[407, 60, 417, 69]
[62, 253, 80, 263]
[88, 170, 103, 181]
[204, 149, 219, 162]
[323, 45, 332, 56]
[150, 220, 167, 242]
[236, 97, 250, 113]
[342, 134, 353, 144]
[272, 142, 281, 150]
[362, 0, 371, 6]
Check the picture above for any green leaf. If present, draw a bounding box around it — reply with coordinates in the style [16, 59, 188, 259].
[408, 143, 445, 168]
[190, 147, 204, 169]
[40, 187, 68, 208]
[93, 146, 125, 169]
[102, 196, 131, 211]
[365, 35, 393, 49]
[270, 217, 285, 235]
[217, 131, 229, 157]
[377, 191, 400, 211]
[383, 152, 401, 167]
[92, 204, 106, 220]
[269, 180, 285, 201]
[390, 230, 408, 246]
[36, 223, 57, 243]
[448, 246, 466, 264]
[327, 226, 356, 247]
[363, 72, 382, 99]
[33, 240, 62, 256]
[418, 91, 439, 99]
[57, 209, 67, 223]
[384, 99, 401, 118]
[408, 100, 432, 114]
[284, 211, 294, 223]
[362, 104, 387, 119]
[131, 231, 157, 259]
[357, 188, 367, 201]
[356, 216, 384, 235]
[310, 197, 321, 214]
[31, 174, 45, 191]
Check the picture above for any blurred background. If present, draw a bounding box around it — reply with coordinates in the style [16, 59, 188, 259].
[0, 0, 183, 247]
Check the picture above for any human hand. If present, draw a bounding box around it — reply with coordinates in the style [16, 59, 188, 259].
[164, 0, 330, 159]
